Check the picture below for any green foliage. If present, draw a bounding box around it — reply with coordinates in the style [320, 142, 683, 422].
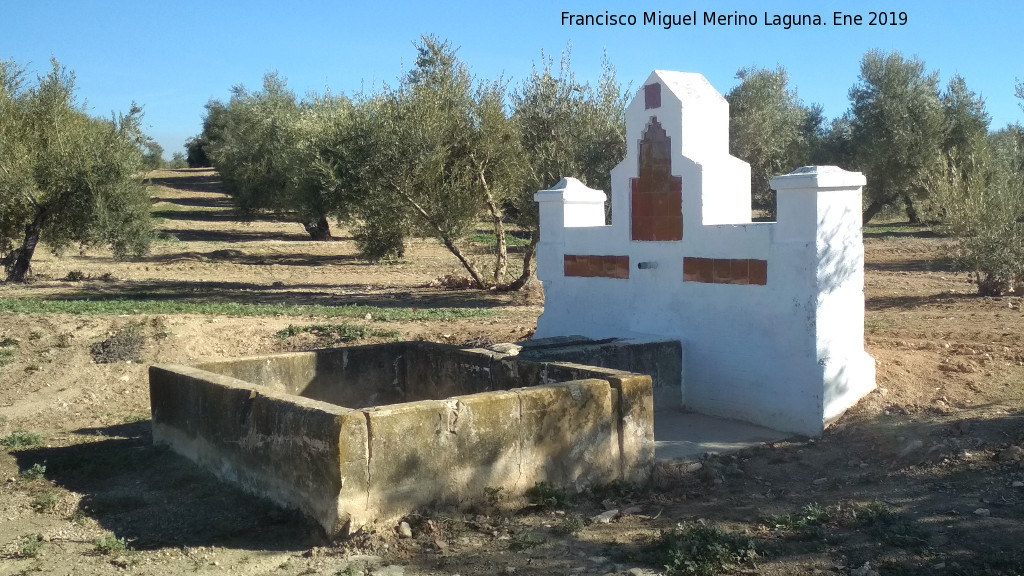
[31, 490, 59, 512]
[525, 481, 568, 509]
[16, 534, 44, 558]
[2, 430, 43, 449]
[93, 536, 129, 556]
[169, 151, 187, 169]
[847, 50, 945, 223]
[508, 531, 545, 551]
[552, 513, 585, 535]
[140, 136, 165, 170]
[726, 66, 821, 216]
[20, 463, 46, 480]
[0, 336, 15, 368]
[352, 36, 518, 285]
[0, 297, 493, 320]
[650, 523, 760, 576]
[942, 126, 1024, 294]
[508, 48, 626, 287]
[202, 74, 354, 240]
[274, 323, 399, 344]
[0, 58, 152, 281]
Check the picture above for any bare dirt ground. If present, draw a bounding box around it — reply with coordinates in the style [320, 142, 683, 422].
[1, 168, 1022, 576]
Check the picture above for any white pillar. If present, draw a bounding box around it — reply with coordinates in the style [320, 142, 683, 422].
[534, 177, 607, 281]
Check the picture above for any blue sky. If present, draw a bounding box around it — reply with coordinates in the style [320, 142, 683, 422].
[3, 1, 1021, 159]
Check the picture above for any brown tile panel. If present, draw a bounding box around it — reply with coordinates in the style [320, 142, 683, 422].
[644, 83, 661, 109]
[631, 117, 683, 241]
[683, 258, 767, 286]
[748, 259, 768, 286]
[564, 255, 630, 279]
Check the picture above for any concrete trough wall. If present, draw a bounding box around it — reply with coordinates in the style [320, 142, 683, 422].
[149, 343, 654, 537]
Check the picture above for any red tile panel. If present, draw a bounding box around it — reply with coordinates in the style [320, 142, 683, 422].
[748, 259, 768, 286]
[712, 259, 733, 284]
[631, 118, 682, 242]
[684, 258, 768, 286]
[644, 83, 661, 110]
[564, 255, 629, 279]
[730, 259, 750, 285]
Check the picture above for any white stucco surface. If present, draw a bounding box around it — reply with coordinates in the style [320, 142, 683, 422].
[533, 71, 876, 436]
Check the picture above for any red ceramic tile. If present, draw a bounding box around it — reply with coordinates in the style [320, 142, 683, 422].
[605, 256, 630, 279]
[712, 259, 733, 284]
[730, 259, 750, 285]
[645, 83, 661, 110]
[749, 259, 768, 285]
[683, 257, 699, 282]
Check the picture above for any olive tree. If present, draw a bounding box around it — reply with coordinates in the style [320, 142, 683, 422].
[847, 50, 945, 224]
[726, 66, 821, 217]
[205, 74, 350, 240]
[0, 59, 151, 282]
[940, 80, 1024, 295]
[352, 36, 526, 288]
[508, 50, 626, 288]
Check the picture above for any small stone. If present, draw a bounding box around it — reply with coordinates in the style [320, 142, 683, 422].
[850, 562, 880, 576]
[997, 445, 1024, 462]
[973, 508, 990, 516]
[371, 566, 405, 576]
[488, 343, 522, 356]
[591, 509, 619, 524]
[364, 313, 373, 321]
[934, 563, 946, 569]
[812, 477, 828, 485]
[684, 462, 703, 473]
[1012, 480, 1024, 488]
[398, 521, 412, 539]
[899, 439, 925, 457]
[505, 567, 516, 574]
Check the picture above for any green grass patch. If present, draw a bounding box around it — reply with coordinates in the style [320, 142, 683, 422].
[0, 336, 16, 368]
[275, 323, 399, 343]
[766, 502, 928, 548]
[649, 523, 761, 576]
[0, 298, 494, 321]
[20, 463, 46, 481]
[17, 534, 45, 558]
[470, 232, 530, 248]
[2, 431, 44, 450]
[93, 535, 129, 556]
[31, 490, 59, 513]
[525, 481, 569, 509]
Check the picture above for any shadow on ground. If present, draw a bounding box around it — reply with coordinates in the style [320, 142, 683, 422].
[147, 173, 224, 195]
[866, 292, 974, 311]
[12, 422, 323, 551]
[48, 278, 515, 309]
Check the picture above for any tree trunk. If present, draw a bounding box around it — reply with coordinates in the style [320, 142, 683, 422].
[392, 185, 489, 288]
[901, 194, 920, 224]
[484, 197, 507, 284]
[302, 217, 332, 241]
[505, 231, 539, 291]
[7, 214, 44, 282]
[473, 159, 508, 283]
[862, 198, 890, 225]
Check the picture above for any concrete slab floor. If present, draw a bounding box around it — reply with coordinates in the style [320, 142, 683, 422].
[654, 410, 792, 462]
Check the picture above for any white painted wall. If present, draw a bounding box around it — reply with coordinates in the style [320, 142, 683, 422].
[534, 71, 876, 436]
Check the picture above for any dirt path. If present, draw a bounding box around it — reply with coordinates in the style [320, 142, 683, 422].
[1, 169, 1022, 575]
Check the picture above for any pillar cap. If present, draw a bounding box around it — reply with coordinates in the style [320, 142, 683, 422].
[534, 177, 607, 203]
[770, 166, 866, 191]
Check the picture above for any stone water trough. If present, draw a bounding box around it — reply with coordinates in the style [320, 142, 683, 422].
[149, 342, 654, 537]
